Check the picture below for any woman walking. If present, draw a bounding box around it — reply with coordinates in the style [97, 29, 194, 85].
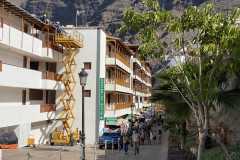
[123, 133, 129, 154]
[158, 129, 162, 144]
[149, 130, 153, 145]
[153, 131, 157, 144]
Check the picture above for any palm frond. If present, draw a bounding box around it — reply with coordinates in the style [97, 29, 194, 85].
[166, 102, 192, 120]
[216, 88, 240, 108]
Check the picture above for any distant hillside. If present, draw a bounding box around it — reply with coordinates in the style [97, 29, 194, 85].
[8, 0, 240, 71]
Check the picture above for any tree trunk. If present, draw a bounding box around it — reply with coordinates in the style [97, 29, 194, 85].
[180, 121, 187, 150]
[197, 132, 207, 160]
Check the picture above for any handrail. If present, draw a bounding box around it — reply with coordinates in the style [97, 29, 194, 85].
[55, 31, 84, 46]
[42, 40, 63, 53]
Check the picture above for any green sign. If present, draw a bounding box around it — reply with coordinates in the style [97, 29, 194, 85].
[99, 78, 105, 120]
[106, 117, 118, 125]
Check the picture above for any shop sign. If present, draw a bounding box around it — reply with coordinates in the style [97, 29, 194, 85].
[106, 117, 118, 125]
[99, 78, 104, 120]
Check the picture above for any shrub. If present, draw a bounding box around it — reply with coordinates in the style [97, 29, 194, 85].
[202, 145, 240, 160]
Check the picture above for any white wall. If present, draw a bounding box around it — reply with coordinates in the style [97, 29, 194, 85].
[56, 28, 107, 144]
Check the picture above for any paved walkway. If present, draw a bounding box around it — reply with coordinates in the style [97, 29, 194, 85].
[101, 125, 169, 160]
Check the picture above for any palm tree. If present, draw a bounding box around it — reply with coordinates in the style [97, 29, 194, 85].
[151, 71, 240, 150]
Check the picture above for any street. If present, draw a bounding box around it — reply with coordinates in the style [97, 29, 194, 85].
[101, 125, 169, 160]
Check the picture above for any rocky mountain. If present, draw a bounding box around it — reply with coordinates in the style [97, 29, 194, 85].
[8, 0, 240, 72]
[9, 0, 240, 44]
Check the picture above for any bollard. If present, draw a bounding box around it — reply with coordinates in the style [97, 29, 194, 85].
[94, 142, 97, 160]
[123, 141, 125, 154]
[59, 147, 63, 160]
[27, 153, 32, 160]
[105, 140, 107, 159]
[118, 138, 120, 153]
[80, 143, 84, 160]
[0, 149, 2, 160]
[112, 139, 114, 155]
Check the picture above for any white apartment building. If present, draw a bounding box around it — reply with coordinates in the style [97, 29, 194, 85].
[0, 0, 152, 148]
[0, 0, 66, 147]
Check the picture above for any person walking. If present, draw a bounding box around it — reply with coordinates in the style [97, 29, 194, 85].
[132, 130, 140, 155]
[153, 131, 157, 144]
[141, 129, 145, 145]
[149, 130, 153, 145]
[158, 129, 163, 144]
[123, 133, 129, 154]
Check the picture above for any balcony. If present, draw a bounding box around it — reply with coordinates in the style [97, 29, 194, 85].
[40, 104, 57, 113]
[42, 40, 63, 61]
[1, 23, 42, 57]
[105, 78, 132, 94]
[0, 105, 57, 128]
[106, 55, 131, 74]
[0, 63, 63, 90]
[42, 71, 62, 81]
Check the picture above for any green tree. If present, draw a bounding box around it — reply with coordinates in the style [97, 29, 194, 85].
[120, 1, 240, 159]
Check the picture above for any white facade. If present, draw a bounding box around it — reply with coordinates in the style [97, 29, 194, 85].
[0, 2, 64, 147]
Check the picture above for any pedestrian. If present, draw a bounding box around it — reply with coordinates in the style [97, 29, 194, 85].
[147, 130, 151, 145]
[161, 118, 164, 125]
[123, 133, 129, 154]
[153, 131, 157, 144]
[158, 129, 162, 144]
[141, 129, 145, 145]
[132, 130, 140, 155]
[149, 130, 153, 145]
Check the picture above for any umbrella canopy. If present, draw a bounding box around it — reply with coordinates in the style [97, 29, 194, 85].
[125, 114, 135, 120]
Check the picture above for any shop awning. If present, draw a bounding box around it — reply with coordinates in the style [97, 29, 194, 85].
[125, 114, 135, 120]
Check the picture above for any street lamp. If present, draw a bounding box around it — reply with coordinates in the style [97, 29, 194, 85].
[78, 68, 88, 160]
[130, 103, 134, 147]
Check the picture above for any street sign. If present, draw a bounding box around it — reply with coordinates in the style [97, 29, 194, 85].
[99, 78, 105, 120]
[106, 117, 118, 125]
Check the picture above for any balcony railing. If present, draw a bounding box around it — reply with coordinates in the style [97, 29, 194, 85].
[42, 40, 63, 53]
[116, 79, 130, 88]
[105, 103, 115, 111]
[116, 54, 130, 68]
[106, 78, 130, 88]
[40, 104, 56, 113]
[55, 32, 84, 47]
[42, 71, 62, 81]
[133, 71, 142, 78]
[134, 52, 141, 62]
[115, 103, 131, 110]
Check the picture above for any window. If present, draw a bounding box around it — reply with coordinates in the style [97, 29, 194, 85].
[29, 89, 43, 100]
[22, 90, 26, 105]
[84, 62, 91, 70]
[23, 56, 27, 68]
[84, 90, 91, 97]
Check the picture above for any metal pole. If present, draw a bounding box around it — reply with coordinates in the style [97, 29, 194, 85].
[76, 12, 77, 27]
[81, 85, 86, 160]
[60, 147, 63, 160]
[112, 139, 114, 155]
[105, 140, 107, 159]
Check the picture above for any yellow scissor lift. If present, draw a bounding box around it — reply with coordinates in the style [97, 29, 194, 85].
[49, 29, 84, 146]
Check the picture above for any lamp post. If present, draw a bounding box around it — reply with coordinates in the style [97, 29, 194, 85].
[76, 10, 85, 27]
[130, 104, 134, 147]
[78, 68, 88, 160]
